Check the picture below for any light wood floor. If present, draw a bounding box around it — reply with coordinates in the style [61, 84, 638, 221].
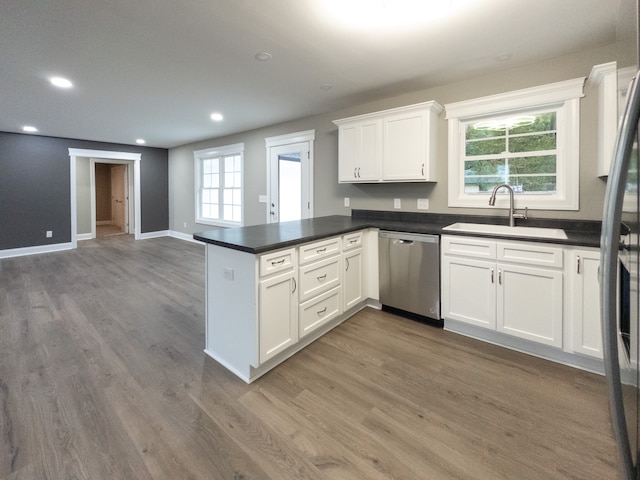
[0, 235, 620, 479]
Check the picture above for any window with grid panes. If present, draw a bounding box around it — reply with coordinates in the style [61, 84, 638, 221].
[194, 143, 244, 226]
[445, 78, 584, 211]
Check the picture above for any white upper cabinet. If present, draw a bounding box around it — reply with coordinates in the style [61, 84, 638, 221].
[337, 118, 382, 182]
[334, 101, 442, 183]
[588, 62, 635, 177]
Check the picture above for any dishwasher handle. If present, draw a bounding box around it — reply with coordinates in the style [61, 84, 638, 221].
[379, 231, 439, 244]
[393, 239, 415, 246]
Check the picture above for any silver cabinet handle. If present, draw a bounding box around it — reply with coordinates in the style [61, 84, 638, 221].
[421, 163, 424, 176]
[576, 255, 581, 275]
[491, 268, 494, 284]
[354, 167, 357, 178]
[345, 257, 350, 271]
[292, 277, 296, 294]
[317, 274, 327, 281]
[498, 269, 502, 285]
[317, 307, 327, 316]
[316, 247, 327, 254]
[271, 258, 285, 266]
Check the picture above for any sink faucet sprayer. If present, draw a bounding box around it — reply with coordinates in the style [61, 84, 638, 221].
[488, 184, 528, 227]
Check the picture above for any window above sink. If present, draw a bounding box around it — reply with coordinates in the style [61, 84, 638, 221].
[445, 77, 585, 211]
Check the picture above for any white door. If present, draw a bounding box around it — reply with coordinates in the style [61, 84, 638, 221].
[268, 142, 311, 223]
[111, 164, 128, 232]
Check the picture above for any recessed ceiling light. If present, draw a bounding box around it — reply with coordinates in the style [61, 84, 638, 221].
[210, 112, 224, 122]
[50, 76, 73, 88]
[255, 52, 272, 61]
[22, 125, 38, 132]
[136, 138, 146, 144]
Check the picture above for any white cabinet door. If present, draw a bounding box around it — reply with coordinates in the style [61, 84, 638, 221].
[441, 255, 496, 329]
[569, 249, 602, 358]
[337, 119, 381, 183]
[259, 271, 298, 364]
[497, 263, 563, 347]
[343, 248, 363, 310]
[382, 109, 429, 181]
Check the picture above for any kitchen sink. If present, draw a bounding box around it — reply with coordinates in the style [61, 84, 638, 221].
[442, 222, 568, 240]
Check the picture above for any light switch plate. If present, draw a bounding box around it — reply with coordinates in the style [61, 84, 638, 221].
[394, 198, 401, 209]
[417, 198, 429, 210]
[344, 197, 350, 207]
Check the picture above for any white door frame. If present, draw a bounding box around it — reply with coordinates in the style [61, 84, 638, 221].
[69, 148, 141, 248]
[90, 159, 133, 238]
[264, 129, 315, 224]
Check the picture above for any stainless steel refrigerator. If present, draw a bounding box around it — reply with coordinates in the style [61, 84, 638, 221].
[601, 4, 640, 478]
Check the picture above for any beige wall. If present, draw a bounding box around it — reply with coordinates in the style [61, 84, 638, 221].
[169, 42, 627, 235]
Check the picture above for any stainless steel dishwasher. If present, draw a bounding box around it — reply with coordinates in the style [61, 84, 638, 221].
[378, 231, 441, 321]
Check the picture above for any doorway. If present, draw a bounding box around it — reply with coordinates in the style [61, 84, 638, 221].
[265, 130, 315, 223]
[95, 163, 129, 237]
[68, 148, 141, 248]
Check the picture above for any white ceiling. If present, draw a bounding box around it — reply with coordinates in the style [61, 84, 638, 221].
[0, 0, 629, 149]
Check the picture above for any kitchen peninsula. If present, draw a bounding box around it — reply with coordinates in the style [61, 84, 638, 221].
[195, 211, 603, 383]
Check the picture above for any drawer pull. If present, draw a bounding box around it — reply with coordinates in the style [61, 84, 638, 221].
[345, 258, 350, 271]
[317, 307, 327, 316]
[292, 278, 297, 294]
[498, 269, 502, 285]
[491, 268, 494, 284]
[349, 238, 358, 244]
[316, 247, 327, 254]
[317, 274, 327, 281]
[271, 258, 285, 266]
[576, 255, 581, 274]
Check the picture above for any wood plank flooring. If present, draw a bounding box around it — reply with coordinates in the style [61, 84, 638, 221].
[0, 235, 620, 479]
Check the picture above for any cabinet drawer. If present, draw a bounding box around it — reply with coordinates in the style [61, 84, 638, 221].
[343, 231, 364, 250]
[298, 255, 341, 302]
[259, 248, 295, 277]
[299, 287, 342, 338]
[497, 241, 563, 268]
[441, 235, 496, 259]
[299, 236, 341, 264]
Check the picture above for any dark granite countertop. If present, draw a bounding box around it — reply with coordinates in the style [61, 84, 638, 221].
[193, 209, 604, 254]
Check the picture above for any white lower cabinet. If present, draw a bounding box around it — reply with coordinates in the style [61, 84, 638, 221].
[259, 270, 298, 364]
[441, 255, 496, 328]
[441, 235, 564, 348]
[299, 286, 342, 338]
[497, 262, 563, 347]
[568, 248, 602, 358]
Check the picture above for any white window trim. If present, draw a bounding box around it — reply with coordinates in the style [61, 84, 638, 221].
[445, 77, 585, 211]
[194, 142, 245, 227]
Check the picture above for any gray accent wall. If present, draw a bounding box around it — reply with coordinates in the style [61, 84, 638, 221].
[169, 43, 623, 236]
[0, 132, 169, 250]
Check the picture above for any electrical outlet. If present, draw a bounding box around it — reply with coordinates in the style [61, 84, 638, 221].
[394, 198, 401, 209]
[223, 267, 234, 280]
[417, 199, 429, 210]
[344, 197, 350, 207]
[46, 230, 53, 238]
[183, 222, 187, 228]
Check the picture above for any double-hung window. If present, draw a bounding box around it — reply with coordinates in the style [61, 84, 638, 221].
[445, 78, 584, 210]
[194, 143, 244, 226]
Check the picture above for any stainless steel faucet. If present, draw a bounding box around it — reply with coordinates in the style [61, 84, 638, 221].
[488, 184, 528, 227]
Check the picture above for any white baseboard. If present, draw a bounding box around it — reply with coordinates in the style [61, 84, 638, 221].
[0, 242, 74, 259]
[77, 233, 93, 241]
[168, 230, 205, 244]
[138, 230, 170, 240]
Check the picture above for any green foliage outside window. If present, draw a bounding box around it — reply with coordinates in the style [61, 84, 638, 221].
[464, 112, 558, 193]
